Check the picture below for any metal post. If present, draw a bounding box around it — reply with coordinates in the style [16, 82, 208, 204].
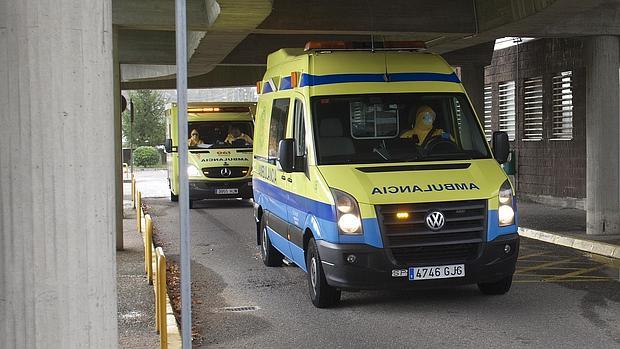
[130, 99, 135, 177]
[175, 0, 192, 347]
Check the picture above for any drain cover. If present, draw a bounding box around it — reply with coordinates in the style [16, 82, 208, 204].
[217, 306, 260, 313]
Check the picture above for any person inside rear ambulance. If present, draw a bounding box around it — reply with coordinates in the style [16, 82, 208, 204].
[400, 105, 450, 145]
[188, 129, 204, 146]
[224, 126, 253, 145]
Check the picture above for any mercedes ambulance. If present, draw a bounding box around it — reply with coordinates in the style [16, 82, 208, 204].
[252, 41, 518, 307]
[164, 102, 255, 208]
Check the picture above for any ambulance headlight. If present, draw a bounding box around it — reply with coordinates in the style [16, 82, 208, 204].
[331, 189, 363, 235]
[498, 180, 515, 226]
[187, 165, 201, 177]
[338, 214, 362, 234]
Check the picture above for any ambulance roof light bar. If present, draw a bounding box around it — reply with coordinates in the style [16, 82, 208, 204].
[187, 106, 250, 113]
[304, 40, 427, 52]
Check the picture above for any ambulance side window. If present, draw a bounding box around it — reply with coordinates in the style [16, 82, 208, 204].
[268, 98, 290, 161]
[293, 99, 305, 157]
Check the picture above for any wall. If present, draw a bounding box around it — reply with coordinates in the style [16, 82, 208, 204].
[485, 38, 586, 206]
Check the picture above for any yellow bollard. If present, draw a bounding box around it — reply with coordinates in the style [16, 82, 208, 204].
[154, 247, 160, 333]
[131, 175, 136, 209]
[136, 191, 142, 233]
[157, 247, 168, 349]
[145, 215, 153, 285]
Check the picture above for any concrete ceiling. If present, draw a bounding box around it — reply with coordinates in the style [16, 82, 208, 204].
[114, 0, 620, 89]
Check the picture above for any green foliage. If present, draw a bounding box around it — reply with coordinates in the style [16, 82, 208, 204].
[122, 90, 167, 147]
[133, 146, 161, 167]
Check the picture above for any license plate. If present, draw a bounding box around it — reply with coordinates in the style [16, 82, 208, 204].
[409, 264, 465, 281]
[215, 188, 238, 195]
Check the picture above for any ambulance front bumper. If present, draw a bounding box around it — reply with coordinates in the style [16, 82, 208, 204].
[316, 234, 519, 290]
[189, 179, 253, 200]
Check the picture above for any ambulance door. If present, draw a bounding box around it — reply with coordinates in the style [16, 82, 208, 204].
[266, 98, 292, 258]
[286, 96, 310, 268]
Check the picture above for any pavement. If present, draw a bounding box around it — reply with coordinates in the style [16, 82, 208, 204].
[146, 197, 620, 348]
[117, 206, 159, 349]
[518, 201, 620, 258]
[122, 169, 620, 348]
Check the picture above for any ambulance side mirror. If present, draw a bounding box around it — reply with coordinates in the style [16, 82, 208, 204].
[492, 131, 510, 164]
[278, 139, 295, 173]
[164, 138, 173, 153]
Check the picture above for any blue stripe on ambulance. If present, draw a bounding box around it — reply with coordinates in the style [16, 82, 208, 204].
[298, 72, 461, 87]
[253, 178, 384, 258]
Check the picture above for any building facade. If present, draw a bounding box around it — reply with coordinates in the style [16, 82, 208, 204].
[484, 38, 586, 209]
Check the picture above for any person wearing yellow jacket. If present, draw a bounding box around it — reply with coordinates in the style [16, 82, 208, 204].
[400, 105, 448, 145]
[224, 126, 253, 145]
[188, 129, 204, 147]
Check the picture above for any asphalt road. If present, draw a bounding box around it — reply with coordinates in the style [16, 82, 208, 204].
[145, 198, 620, 348]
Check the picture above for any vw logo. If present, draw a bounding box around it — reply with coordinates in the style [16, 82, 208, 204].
[425, 211, 445, 231]
[220, 168, 232, 177]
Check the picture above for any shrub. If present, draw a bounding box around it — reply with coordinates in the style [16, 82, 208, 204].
[133, 146, 161, 167]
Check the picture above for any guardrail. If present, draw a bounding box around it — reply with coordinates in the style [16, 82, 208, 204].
[134, 186, 181, 348]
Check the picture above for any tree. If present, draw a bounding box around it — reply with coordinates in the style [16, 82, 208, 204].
[122, 90, 168, 148]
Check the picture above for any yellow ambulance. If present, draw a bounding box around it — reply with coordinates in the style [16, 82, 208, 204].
[164, 102, 255, 208]
[252, 41, 517, 307]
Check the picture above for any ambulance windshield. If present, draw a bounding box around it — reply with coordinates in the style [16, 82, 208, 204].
[311, 93, 491, 165]
[187, 121, 253, 149]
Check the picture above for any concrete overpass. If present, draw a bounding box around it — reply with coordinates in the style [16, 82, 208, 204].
[1, 0, 620, 346]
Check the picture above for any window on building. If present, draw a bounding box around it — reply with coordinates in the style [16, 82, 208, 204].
[483, 85, 492, 140]
[522, 76, 544, 141]
[551, 71, 573, 140]
[268, 98, 290, 160]
[498, 80, 516, 141]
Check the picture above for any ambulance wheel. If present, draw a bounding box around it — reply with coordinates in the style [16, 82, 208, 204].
[478, 275, 513, 295]
[306, 238, 341, 308]
[170, 191, 178, 202]
[260, 215, 283, 267]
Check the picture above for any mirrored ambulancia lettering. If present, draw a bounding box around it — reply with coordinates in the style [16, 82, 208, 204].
[371, 182, 480, 195]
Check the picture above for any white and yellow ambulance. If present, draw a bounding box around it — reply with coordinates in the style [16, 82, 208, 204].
[165, 102, 255, 208]
[252, 41, 518, 307]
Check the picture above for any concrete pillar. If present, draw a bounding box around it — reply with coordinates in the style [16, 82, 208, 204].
[585, 36, 620, 235]
[460, 64, 485, 123]
[114, 25, 124, 251]
[0, 0, 118, 347]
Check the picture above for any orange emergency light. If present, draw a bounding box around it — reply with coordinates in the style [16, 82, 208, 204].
[290, 71, 300, 88]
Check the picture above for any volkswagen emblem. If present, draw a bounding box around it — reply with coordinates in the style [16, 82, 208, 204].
[425, 211, 445, 231]
[220, 167, 232, 177]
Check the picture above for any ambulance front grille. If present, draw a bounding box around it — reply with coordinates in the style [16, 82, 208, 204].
[376, 199, 486, 265]
[202, 166, 249, 179]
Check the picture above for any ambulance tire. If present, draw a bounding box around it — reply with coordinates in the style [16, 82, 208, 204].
[477, 275, 513, 295]
[306, 238, 341, 308]
[189, 200, 195, 209]
[170, 191, 178, 202]
[260, 216, 283, 267]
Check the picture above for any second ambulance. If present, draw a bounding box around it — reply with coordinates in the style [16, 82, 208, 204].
[252, 41, 518, 307]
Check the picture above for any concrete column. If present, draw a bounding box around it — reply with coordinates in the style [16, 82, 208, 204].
[460, 63, 485, 123]
[0, 0, 118, 347]
[585, 36, 620, 235]
[114, 25, 124, 251]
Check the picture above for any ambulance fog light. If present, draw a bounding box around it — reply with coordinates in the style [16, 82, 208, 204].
[346, 254, 357, 264]
[504, 244, 511, 254]
[338, 214, 361, 234]
[498, 205, 515, 226]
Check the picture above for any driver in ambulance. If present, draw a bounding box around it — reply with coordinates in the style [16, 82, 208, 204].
[400, 105, 450, 145]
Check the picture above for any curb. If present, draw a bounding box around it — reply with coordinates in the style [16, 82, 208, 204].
[140, 206, 182, 348]
[518, 227, 620, 259]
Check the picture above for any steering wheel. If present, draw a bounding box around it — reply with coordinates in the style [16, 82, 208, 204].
[422, 135, 459, 156]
